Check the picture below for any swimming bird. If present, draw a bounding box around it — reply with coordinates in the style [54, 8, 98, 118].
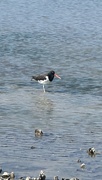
[31, 70, 61, 92]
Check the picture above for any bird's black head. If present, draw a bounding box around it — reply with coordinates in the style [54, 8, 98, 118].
[47, 71, 55, 81]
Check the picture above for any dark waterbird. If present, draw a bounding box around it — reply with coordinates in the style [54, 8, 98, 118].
[31, 70, 61, 92]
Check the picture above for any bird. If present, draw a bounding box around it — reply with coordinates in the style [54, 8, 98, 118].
[31, 70, 61, 92]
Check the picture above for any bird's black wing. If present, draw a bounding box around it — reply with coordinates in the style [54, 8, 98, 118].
[32, 75, 46, 81]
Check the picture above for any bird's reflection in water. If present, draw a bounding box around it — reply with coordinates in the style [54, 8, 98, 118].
[32, 92, 54, 118]
[35, 93, 54, 116]
[30, 91, 55, 129]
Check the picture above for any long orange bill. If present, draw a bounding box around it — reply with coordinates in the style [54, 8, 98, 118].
[54, 73, 61, 79]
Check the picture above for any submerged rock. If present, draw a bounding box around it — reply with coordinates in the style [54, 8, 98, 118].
[31, 146, 36, 149]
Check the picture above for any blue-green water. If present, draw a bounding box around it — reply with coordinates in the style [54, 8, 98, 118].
[0, 0, 102, 179]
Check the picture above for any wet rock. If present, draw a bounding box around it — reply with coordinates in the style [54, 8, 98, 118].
[19, 177, 25, 180]
[39, 170, 46, 180]
[70, 178, 79, 180]
[35, 129, 43, 136]
[80, 163, 85, 169]
[26, 177, 33, 180]
[2, 172, 10, 178]
[31, 146, 36, 149]
[87, 147, 96, 156]
[77, 159, 81, 163]
[62, 178, 79, 180]
[10, 172, 15, 179]
[0, 168, 2, 174]
[1, 171, 15, 179]
[54, 176, 59, 180]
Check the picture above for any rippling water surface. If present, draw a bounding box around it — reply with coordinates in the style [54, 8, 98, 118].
[0, 0, 102, 179]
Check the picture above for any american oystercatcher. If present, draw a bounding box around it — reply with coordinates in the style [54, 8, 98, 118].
[31, 70, 61, 92]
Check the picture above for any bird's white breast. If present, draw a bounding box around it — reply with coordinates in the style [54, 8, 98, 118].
[38, 76, 49, 84]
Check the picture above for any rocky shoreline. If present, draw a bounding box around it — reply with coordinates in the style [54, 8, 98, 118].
[0, 146, 100, 180]
[0, 169, 80, 180]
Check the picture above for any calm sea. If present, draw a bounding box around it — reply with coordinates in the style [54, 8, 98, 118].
[0, 0, 102, 179]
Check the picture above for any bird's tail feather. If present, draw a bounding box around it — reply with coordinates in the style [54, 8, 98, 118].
[31, 76, 37, 81]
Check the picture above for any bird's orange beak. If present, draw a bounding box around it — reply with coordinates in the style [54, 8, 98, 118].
[54, 73, 61, 79]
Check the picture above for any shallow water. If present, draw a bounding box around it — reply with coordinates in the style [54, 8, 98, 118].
[0, 0, 102, 179]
